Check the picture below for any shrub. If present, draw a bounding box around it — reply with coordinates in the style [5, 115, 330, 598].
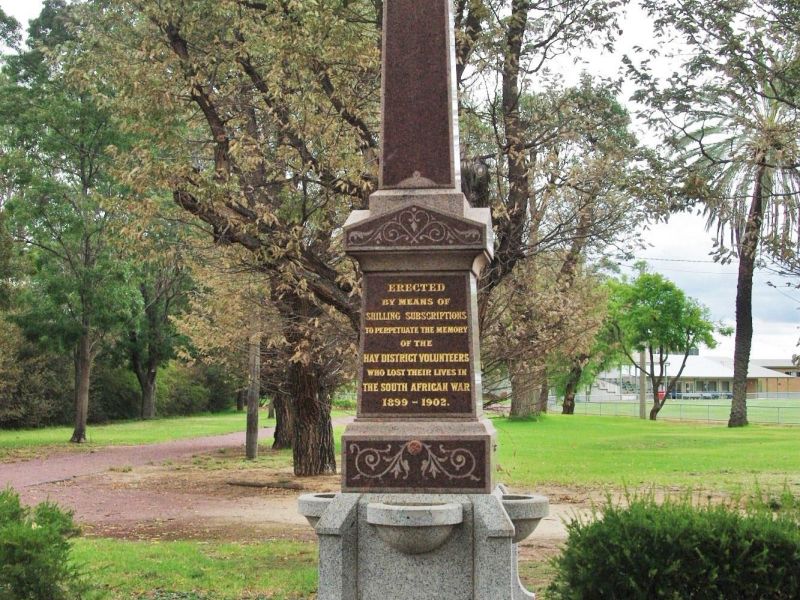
[201, 363, 237, 413]
[0, 333, 72, 429]
[548, 494, 800, 600]
[90, 365, 141, 423]
[0, 489, 91, 600]
[156, 363, 210, 416]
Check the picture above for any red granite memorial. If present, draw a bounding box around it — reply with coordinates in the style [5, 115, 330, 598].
[299, 2, 548, 597]
[340, 0, 497, 495]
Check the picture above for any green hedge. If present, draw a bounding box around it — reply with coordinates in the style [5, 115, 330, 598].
[548, 494, 800, 599]
[0, 490, 91, 600]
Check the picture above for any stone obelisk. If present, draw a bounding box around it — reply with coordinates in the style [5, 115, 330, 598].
[341, 0, 496, 495]
[299, 3, 548, 598]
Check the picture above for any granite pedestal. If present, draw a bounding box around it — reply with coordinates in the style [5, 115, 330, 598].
[299, 487, 548, 600]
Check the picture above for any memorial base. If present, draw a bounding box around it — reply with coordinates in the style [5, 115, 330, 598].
[299, 487, 549, 600]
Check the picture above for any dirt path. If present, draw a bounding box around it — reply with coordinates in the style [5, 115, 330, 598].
[0, 416, 585, 546]
[1, 424, 299, 490]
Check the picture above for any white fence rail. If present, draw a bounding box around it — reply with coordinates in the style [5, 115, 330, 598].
[547, 396, 800, 425]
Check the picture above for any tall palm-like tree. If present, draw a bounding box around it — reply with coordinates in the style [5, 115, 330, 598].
[635, 1, 800, 427]
[669, 52, 800, 426]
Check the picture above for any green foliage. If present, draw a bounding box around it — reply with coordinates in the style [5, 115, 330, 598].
[607, 272, 718, 355]
[0, 8, 21, 51]
[0, 489, 91, 600]
[91, 361, 236, 420]
[0, 211, 12, 310]
[89, 364, 141, 423]
[0, 326, 73, 429]
[153, 362, 238, 416]
[200, 363, 238, 413]
[548, 493, 800, 599]
[331, 382, 357, 410]
[604, 271, 726, 415]
[0, 1, 140, 440]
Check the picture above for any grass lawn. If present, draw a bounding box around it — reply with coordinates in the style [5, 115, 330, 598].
[0, 411, 276, 461]
[0, 409, 358, 456]
[53, 414, 800, 599]
[71, 538, 317, 600]
[496, 414, 800, 492]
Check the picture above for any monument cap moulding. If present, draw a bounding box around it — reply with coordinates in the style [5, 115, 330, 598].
[299, 1, 548, 597]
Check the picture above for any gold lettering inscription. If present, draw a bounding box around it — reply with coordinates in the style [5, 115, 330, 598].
[410, 382, 447, 392]
[421, 397, 449, 407]
[404, 311, 467, 321]
[363, 276, 472, 414]
[398, 297, 434, 306]
[382, 398, 409, 407]
[371, 326, 420, 334]
[365, 311, 401, 321]
[363, 353, 470, 364]
[406, 368, 432, 377]
[387, 283, 446, 293]
[380, 382, 409, 392]
[435, 325, 468, 334]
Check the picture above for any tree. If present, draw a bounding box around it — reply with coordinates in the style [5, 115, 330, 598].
[0, 1, 136, 442]
[77, 0, 371, 474]
[76, 0, 634, 466]
[474, 77, 649, 416]
[606, 271, 723, 420]
[124, 228, 193, 420]
[0, 209, 12, 310]
[552, 295, 623, 415]
[631, 0, 800, 427]
[0, 8, 20, 51]
[174, 239, 293, 452]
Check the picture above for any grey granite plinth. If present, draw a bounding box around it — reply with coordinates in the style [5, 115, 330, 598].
[299, 488, 549, 600]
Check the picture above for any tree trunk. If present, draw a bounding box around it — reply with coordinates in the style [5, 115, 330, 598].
[70, 333, 92, 443]
[649, 399, 663, 421]
[245, 331, 261, 460]
[138, 369, 157, 420]
[729, 161, 766, 428]
[650, 375, 665, 420]
[131, 334, 158, 420]
[272, 390, 293, 449]
[562, 363, 584, 415]
[236, 389, 245, 412]
[290, 360, 336, 476]
[509, 361, 537, 418]
[535, 378, 549, 413]
[267, 398, 275, 419]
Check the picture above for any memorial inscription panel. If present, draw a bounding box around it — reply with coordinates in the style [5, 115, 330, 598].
[359, 273, 474, 417]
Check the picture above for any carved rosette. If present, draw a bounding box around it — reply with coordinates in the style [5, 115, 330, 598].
[344, 439, 487, 490]
[345, 206, 484, 249]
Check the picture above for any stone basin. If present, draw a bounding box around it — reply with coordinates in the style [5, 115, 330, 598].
[501, 494, 549, 543]
[366, 502, 463, 555]
[298, 493, 338, 528]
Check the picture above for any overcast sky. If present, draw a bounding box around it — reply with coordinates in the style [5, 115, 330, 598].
[3, 0, 798, 359]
